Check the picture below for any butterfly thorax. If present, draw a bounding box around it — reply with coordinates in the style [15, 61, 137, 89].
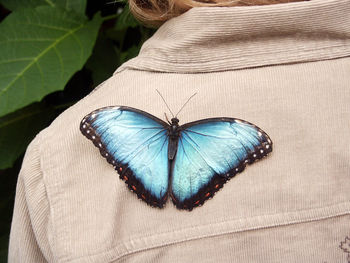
[168, 118, 180, 160]
[169, 118, 180, 138]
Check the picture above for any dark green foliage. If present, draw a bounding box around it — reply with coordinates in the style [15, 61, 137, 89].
[0, 0, 156, 260]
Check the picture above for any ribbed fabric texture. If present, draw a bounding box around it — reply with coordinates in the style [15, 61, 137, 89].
[8, 0, 350, 262]
[117, 0, 350, 73]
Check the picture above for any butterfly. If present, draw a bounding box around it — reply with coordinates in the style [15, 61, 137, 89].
[80, 101, 272, 211]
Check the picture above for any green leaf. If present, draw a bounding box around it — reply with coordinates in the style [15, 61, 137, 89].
[115, 5, 139, 31]
[0, 6, 102, 117]
[0, 0, 87, 14]
[0, 0, 50, 10]
[0, 102, 57, 169]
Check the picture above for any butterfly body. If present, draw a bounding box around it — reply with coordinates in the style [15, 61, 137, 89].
[167, 118, 181, 160]
[80, 106, 273, 211]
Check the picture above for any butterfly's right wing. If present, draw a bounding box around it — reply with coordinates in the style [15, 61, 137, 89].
[171, 118, 272, 211]
[80, 106, 170, 208]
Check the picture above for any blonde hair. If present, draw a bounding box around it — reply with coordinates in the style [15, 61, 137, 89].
[128, 0, 307, 27]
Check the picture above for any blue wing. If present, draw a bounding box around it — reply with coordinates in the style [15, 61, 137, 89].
[171, 118, 272, 210]
[80, 106, 170, 208]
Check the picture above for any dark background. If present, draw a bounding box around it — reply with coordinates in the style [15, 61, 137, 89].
[0, 1, 156, 261]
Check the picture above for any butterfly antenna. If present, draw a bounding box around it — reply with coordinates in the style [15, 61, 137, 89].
[156, 89, 175, 118]
[175, 92, 197, 118]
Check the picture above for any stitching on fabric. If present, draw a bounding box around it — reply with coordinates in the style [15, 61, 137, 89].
[29, 132, 57, 261]
[116, 44, 350, 73]
[114, 212, 350, 263]
[139, 43, 350, 64]
[39, 128, 73, 260]
[66, 201, 350, 262]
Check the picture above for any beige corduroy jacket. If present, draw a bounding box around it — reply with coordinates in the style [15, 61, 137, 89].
[8, 0, 350, 262]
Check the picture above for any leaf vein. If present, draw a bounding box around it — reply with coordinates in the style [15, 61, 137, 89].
[71, 34, 84, 63]
[0, 38, 55, 44]
[53, 46, 64, 80]
[0, 58, 34, 66]
[0, 22, 85, 97]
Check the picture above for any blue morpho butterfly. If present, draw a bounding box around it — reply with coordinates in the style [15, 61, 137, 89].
[80, 91, 273, 211]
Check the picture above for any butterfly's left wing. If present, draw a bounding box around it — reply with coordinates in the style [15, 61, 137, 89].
[170, 118, 272, 211]
[80, 106, 170, 208]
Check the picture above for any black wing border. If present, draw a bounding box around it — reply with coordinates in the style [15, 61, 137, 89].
[80, 106, 170, 208]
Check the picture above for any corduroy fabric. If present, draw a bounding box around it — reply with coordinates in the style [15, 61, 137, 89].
[116, 0, 350, 73]
[8, 0, 350, 262]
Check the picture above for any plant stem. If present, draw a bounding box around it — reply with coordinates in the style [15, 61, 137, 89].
[102, 14, 119, 21]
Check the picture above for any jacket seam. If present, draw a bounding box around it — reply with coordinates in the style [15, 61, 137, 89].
[113, 211, 350, 263]
[141, 43, 350, 63]
[28, 132, 57, 262]
[66, 201, 350, 262]
[116, 43, 350, 73]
